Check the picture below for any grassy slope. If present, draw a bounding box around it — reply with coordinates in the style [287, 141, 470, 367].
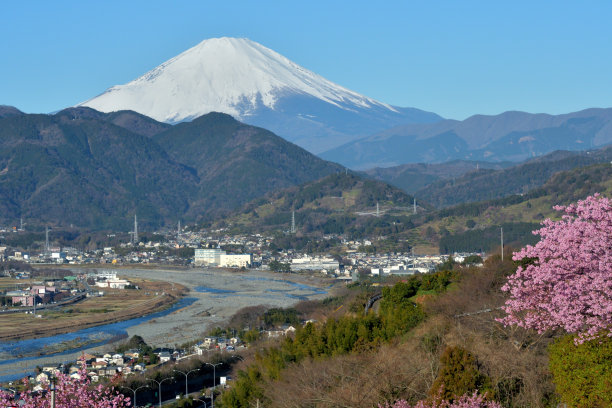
[414, 163, 612, 252]
[217, 172, 421, 236]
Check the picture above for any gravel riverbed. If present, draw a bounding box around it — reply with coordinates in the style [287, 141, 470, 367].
[0, 267, 334, 382]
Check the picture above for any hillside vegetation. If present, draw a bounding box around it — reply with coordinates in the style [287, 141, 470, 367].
[0, 110, 342, 230]
[414, 146, 612, 208]
[215, 256, 572, 407]
[217, 173, 425, 244]
[416, 163, 612, 253]
[0, 109, 197, 230]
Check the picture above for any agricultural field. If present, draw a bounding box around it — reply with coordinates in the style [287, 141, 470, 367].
[0, 278, 186, 342]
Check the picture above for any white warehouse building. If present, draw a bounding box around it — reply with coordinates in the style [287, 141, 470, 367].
[194, 248, 252, 268]
[194, 248, 225, 266]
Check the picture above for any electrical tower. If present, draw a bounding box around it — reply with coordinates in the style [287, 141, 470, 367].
[413, 198, 417, 214]
[45, 226, 50, 254]
[291, 211, 296, 234]
[376, 202, 380, 217]
[177, 220, 181, 242]
[132, 214, 138, 245]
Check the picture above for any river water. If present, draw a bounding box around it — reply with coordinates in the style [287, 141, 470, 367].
[0, 268, 331, 382]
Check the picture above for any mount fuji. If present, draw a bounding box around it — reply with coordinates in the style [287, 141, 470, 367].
[79, 37, 442, 153]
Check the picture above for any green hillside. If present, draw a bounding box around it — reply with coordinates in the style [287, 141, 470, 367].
[218, 172, 423, 241]
[363, 160, 510, 194]
[0, 111, 197, 230]
[154, 112, 343, 218]
[414, 146, 612, 208]
[0, 110, 346, 230]
[417, 163, 612, 253]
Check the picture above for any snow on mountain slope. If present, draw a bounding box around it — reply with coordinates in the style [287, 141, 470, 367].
[79, 37, 442, 152]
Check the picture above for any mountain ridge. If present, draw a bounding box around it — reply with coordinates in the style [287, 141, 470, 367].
[0, 109, 344, 229]
[322, 108, 612, 168]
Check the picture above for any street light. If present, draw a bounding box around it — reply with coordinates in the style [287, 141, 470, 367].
[50, 376, 56, 408]
[194, 396, 212, 407]
[205, 362, 223, 408]
[121, 384, 149, 408]
[148, 377, 174, 407]
[173, 368, 200, 397]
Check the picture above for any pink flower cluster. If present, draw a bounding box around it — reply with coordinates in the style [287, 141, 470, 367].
[0, 361, 130, 408]
[498, 194, 612, 342]
[380, 391, 502, 408]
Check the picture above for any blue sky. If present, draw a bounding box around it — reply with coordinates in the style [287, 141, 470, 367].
[1, 1, 610, 119]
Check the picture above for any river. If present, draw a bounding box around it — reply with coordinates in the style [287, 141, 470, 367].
[0, 267, 332, 382]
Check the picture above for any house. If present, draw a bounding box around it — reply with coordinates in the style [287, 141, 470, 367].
[125, 349, 140, 359]
[36, 373, 49, 384]
[91, 361, 107, 369]
[103, 366, 119, 376]
[111, 356, 124, 366]
[193, 343, 207, 355]
[158, 351, 172, 363]
[203, 337, 217, 346]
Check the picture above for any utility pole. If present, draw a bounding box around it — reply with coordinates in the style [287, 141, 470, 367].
[206, 362, 223, 408]
[501, 227, 504, 261]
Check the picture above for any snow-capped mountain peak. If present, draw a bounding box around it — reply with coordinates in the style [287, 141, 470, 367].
[81, 37, 393, 123]
[79, 37, 441, 153]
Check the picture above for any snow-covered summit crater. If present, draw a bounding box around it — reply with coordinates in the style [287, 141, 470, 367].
[80, 37, 395, 123]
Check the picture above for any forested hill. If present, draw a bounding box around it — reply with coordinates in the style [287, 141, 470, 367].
[0, 105, 24, 118]
[216, 172, 423, 239]
[0, 110, 197, 230]
[363, 160, 511, 194]
[414, 145, 612, 208]
[418, 163, 612, 253]
[0, 109, 344, 229]
[154, 112, 343, 218]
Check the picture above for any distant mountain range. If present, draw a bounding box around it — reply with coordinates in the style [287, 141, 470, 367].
[0, 108, 342, 230]
[78, 37, 441, 154]
[322, 108, 612, 169]
[363, 160, 513, 194]
[413, 146, 612, 208]
[363, 145, 612, 208]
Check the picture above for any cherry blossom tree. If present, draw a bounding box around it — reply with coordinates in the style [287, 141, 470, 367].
[498, 194, 612, 342]
[0, 361, 130, 408]
[379, 391, 502, 408]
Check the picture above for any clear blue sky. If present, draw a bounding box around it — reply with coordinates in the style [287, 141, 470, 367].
[1, 0, 610, 120]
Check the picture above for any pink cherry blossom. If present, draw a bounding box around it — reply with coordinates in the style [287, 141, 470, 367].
[0, 359, 130, 408]
[379, 391, 502, 408]
[498, 194, 612, 342]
